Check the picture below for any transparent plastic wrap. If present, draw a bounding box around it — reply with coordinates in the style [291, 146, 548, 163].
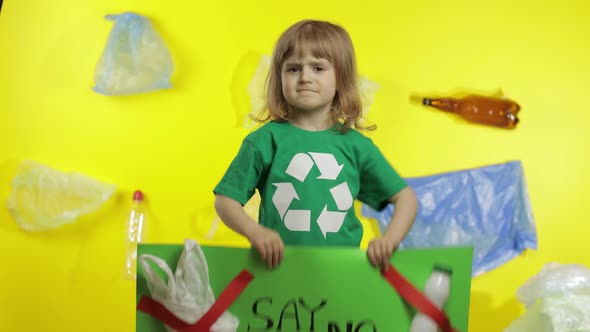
[362, 160, 537, 276]
[517, 263, 590, 306]
[93, 12, 174, 95]
[504, 263, 590, 332]
[6, 160, 116, 231]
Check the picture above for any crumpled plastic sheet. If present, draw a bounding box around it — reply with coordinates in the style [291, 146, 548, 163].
[362, 160, 537, 276]
[504, 263, 590, 332]
[245, 55, 380, 129]
[6, 160, 116, 231]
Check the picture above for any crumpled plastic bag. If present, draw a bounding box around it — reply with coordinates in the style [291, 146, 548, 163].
[139, 239, 239, 332]
[6, 160, 116, 232]
[504, 263, 590, 332]
[93, 12, 174, 95]
[245, 55, 380, 128]
[362, 160, 537, 277]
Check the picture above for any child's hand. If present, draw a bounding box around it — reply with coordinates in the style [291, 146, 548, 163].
[367, 236, 399, 269]
[247, 224, 285, 269]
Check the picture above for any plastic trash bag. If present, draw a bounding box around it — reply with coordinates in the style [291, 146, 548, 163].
[245, 55, 380, 129]
[93, 12, 174, 95]
[361, 160, 537, 277]
[6, 160, 116, 232]
[139, 239, 240, 332]
[504, 263, 590, 332]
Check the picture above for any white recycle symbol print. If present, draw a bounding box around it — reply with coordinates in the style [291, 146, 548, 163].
[272, 152, 353, 238]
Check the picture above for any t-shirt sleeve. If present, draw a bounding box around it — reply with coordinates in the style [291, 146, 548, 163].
[213, 139, 263, 205]
[357, 139, 407, 211]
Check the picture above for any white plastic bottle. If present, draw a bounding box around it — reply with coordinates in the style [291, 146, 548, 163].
[123, 190, 147, 280]
[409, 266, 452, 332]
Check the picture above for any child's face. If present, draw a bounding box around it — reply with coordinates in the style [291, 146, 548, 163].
[281, 50, 336, 115]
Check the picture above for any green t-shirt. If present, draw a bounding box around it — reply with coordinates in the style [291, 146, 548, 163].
[214, 121, 407, 247]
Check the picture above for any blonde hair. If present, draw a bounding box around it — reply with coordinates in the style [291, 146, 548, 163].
[251, 19, 375, 132]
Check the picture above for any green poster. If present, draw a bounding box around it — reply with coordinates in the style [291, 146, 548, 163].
[136, 243, 472, 331]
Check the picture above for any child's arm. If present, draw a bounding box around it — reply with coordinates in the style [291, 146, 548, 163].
[214, 194, 284, 268]
[367, 186, 418, 269]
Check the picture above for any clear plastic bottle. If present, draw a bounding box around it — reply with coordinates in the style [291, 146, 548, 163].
[123, 190, 147, 280]
[409, 266, 452, 332]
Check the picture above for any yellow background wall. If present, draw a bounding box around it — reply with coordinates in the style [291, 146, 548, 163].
[1, 0, 589, 330]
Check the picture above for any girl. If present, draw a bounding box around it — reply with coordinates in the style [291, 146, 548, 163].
[213, 19, 418, 270]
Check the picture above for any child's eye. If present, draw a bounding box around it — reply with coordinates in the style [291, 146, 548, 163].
[314, 66, 325, 72]
[287, 67, 300, 72]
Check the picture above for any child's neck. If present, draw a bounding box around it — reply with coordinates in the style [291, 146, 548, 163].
[289, 110, 334, 132]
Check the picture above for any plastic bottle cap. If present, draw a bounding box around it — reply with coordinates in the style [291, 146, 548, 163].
[133, 190, 144, 201]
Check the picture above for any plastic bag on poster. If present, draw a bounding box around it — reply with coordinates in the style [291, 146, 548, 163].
[139, 239, 239, 332]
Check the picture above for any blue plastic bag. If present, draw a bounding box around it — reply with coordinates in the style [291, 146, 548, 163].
[362, 160, 537, 277]
[93, 12, 174, 95]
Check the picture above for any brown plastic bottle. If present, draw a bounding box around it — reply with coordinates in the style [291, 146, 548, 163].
[421, 95, 521, 129]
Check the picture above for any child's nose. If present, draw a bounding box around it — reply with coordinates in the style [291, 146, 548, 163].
[299, 68, 312, 82]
